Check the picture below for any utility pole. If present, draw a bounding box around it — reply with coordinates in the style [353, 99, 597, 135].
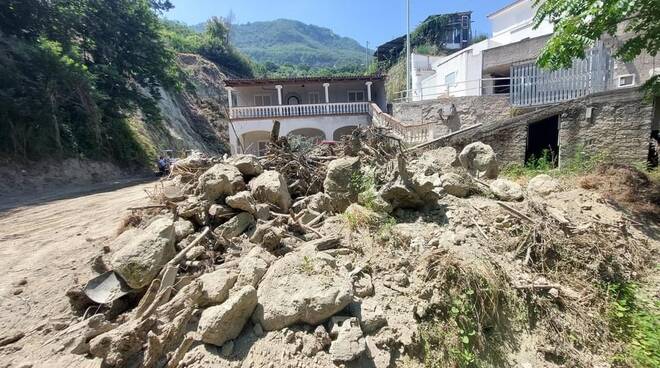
[365, 41, 370, 72]
[406, 0, 411, 101]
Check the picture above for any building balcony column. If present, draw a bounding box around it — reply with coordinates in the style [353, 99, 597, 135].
[365, 81, 373, 101]
[275, 85, 283, 105]
[323, 83, 330, 103]
[226, 87, 234, 108]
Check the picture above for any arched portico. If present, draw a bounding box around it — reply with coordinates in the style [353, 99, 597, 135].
[333, 125, 358, 141]
[241, 130, 270, 156]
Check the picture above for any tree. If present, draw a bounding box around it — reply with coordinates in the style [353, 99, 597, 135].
[534, 0, 659, 95]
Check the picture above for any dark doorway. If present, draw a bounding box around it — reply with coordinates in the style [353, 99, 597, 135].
[492, 73, 510, 94]
[526, 115, 559, 166]
[287, 95, 300, 105]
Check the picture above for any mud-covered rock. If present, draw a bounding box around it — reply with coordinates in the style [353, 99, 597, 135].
[458, 142, 499, 179]
[414, 146, 459, 175]
[329, 317, 366, 362]
[197, 286, 258, 347]
[198, 269, 238, 306]
[250, 170, 292, 212]
[213, 212, 255, 240]
[110, 217, 175, 289]
[490, 178, 524, 201]
[197, 163, 245, 201]
[225, 191, 257, 214]
[226, 154, 263, 177]
[173, 219, 195, 242]
[324, 157, 361, 212]
[440, 173, 472, 198]
[527, 174, 560, 196]
[253, 250, 353, 331]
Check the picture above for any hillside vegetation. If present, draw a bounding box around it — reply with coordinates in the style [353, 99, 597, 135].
[0, 1, 247, 167]
[230, 19, 368, 68]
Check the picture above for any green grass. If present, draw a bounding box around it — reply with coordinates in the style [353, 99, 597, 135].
[501, 147, 609, 179]
[606, 281, 660, 367]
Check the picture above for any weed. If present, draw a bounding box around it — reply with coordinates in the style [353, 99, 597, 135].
[606, 282, 660, 368]
[299, 255, 314, 275]
[501, 145, 609, 179]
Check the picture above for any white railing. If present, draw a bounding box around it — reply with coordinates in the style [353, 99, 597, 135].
[395, 77, 512, 102]
[229, 102, 370, 120]
[368, 103, 434, 144]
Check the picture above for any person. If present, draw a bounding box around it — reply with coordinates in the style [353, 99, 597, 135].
[157, 156, 170, 176]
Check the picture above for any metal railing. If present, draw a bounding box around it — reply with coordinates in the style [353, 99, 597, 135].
[229, 102, 370, 120]
[395, 77, 512, 102]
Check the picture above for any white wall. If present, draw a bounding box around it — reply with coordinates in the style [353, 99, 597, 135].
[229, 115, 370, 154]
[489, 0, 553, 45]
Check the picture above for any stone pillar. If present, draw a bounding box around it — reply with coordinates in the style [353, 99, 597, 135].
[365, 81, 373, 102]
[323, 83, 330, 103]
[275, 85, 283, 105]
[227, 87, 234, 108]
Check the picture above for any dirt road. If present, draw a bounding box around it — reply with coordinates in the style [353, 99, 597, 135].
[0, 180, 156, 368]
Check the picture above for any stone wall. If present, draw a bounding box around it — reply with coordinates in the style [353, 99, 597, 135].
[558, 88, 653, 165]
[414, 87, 654, 167]
[392, 95, 512, 138]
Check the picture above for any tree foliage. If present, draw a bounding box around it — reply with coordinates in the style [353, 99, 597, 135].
[534, 0, 660, 94]
[0, 0, 179, 164]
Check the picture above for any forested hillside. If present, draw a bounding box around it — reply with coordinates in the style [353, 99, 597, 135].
[229, 19, 368, 68]
[0, 1, 248, 168]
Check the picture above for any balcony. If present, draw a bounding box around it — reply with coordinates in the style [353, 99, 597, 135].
[229, 102, 370, 120]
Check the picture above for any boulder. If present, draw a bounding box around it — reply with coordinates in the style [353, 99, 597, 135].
[178, 199, 211, 226]
[379, 183, 424, 209]
[301, 326, 332, 357]
[110, 217, 175, 289]
[458, 142, 499, 179]
[208, 204, 236, 220]
[197, 286, 258, 347]
[226, 154, 263, 176]
[196, 164, 246, 201]
[349, 300, 387, 334]
[353, 273, 374, 298]
[173, 219, 195, 242]
[225, 191, 257, 214]
[250, 171, 292, 212]
[324, 157, 361, 212]
[198, 269, 238, 306]
[490, 179, 524, 201]
[440, 173, 472, 198]
[414, 146, 459, 175]
[292, 192, 334, 214]
[527, 174, 560, 196]
[249, 222, 285, 250]
[253, 250, 354, 331]
[329, 317, 366, 362]
[254, 204, 271, 221]
[213, 212, 255, 240]
[235, 255, 268, 289]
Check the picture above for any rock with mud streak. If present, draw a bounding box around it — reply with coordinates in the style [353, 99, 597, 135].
[490, 178, 524, 201]
[253, 250, 354, 331]
[110, 217, 176, 289]
[197, 286, 258, 347]
[527, 174, 560, 196]
[225, 191, 257, 214]
[415, 146, 459, 175]
[173, 219, 195, 242]
[458, 142, 499, 179]
[226, 154, 263, 176]
[213, 212, 255, 240]
[324, 157, 361, 212]
[250, 170, 292, 212]
[196, 163, 246, 201]
[329, 317, 366, 362]
[440, 173, 472, 198]
[198, 269, 238, 307]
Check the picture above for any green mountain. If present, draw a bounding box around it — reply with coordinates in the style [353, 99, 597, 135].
[226, 19, 369, 68]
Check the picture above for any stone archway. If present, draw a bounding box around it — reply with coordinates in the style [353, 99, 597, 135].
[287, 128, 326, 143]
[286, 95, 301, 105]
[241, 131, 271, 156]
[333, 125, 358, 141]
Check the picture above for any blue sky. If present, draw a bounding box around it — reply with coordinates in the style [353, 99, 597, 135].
[165, 0, 514, 47]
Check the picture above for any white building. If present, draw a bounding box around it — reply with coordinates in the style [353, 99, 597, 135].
[225, 76, 387, 155]
[410, 0, 554, 100]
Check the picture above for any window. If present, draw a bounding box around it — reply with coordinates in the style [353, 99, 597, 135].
[348, 90, 365, 102]
[230, 94, 238, 107]
[308, 92, 320, 104]
[254, 94, 272, 106]
[445, 72, 457, 87]
[617, 74, 635, 88]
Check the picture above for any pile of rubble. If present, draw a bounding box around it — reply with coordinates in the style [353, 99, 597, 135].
[56, 131, 656, 368]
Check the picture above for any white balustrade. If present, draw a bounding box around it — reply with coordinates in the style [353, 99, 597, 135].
[229, 102, 370, 120]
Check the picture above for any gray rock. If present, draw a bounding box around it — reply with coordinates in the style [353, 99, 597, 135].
[214, 212, 255, 240]
[198, 269, 238, 306]
[253, 250, 354, 331]
[293, 192, 334, 214]
[490, 179, 524, 201]
[235, 255, 269, 288]
[440, 173, 472, 198]
[527, 174, 560, 196]
[324, 157, 361, 212]
[197, 286, 258, 347]
[353, 273, 374, 298]
[185, 245, 206, 260]
[379, 183, 424, 209]
[226, 191, 257, 214]
[458, 142, 499, 179]
[250, 170, 292, 212]
[110, 217, 175, 289]
[329, 317, 366, 362]
[254, 204, 271, 221]
[349, 300, 387, 334]
[415, 146, 459, 175]
[221, 340, 234, 357]
[178, 199, 211, 226]
[196, 163, 246, 201]
[226, 154, 263, 176]
[173, 219, 195, 242]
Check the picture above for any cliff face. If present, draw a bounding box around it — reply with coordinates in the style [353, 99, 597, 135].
[131, 53, 231, 157]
